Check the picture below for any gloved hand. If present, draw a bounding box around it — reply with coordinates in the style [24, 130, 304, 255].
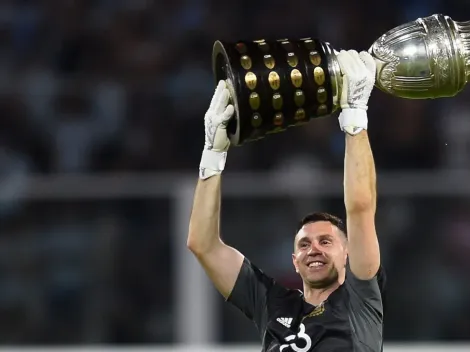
[199, 80, 235, 179]
[336, 50, 376, 135]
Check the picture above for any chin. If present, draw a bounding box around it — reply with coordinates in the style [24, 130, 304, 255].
[305, 271, 338, 289]
[307, 278, 334, 289]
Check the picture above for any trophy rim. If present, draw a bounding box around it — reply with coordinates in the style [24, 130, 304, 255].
[212, 40, 242, 146]
[321, 42, 341, 111]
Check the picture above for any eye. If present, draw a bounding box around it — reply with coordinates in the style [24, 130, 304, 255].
[300, 242, 309, 248]
[320, 239, 332, 246]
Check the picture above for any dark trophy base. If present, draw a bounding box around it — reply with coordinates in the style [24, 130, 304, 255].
[212, 38, 337, 146]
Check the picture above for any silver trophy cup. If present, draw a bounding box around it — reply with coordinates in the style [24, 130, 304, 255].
[369, 13, 470, 99]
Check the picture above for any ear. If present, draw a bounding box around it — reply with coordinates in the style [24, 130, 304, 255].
[292, 253, 299, 274]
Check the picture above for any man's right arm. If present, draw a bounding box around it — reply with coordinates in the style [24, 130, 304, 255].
[186, 80, 245, 300]
[187, 81, 274, 329]
[187, 174, 244, 299]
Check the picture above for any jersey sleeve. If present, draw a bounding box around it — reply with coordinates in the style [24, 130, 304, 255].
[345, 264, 386, 351]
[345, 263, 386, 324]
[226, 257, 275, 330]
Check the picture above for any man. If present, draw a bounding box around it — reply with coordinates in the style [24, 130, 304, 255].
[187, 49, 385, 351]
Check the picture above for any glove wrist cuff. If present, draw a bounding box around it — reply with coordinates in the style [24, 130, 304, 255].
[199, 149, 227, 179]
[338, 108, 368, 135]
[340, 103, 368, 111]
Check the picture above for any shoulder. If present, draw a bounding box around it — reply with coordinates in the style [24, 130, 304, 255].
[228, 258, 295, 303]
[241, 259, 303, 305]
[345, 263, 385, 305]
[345, 262, 386, 292]
[344, 263, 386, 316]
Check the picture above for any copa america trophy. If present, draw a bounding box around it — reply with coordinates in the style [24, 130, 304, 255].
[212, 14, 470, 145]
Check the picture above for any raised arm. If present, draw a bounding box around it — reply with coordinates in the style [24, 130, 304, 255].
[337, 50, 380, 280]
[187, 81, 244, 299]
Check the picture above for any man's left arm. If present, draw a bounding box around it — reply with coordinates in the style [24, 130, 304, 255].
[344, 131, 380, 280]
[338, 52, 385, 349]
[337, 50, 380, 280]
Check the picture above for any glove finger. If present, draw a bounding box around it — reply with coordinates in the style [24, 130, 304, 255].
[342, 74, 349, 89]
[359, 51, 377, 77]
[340, 74, 349, 107]
[216, 88, 231, 114]
[222, 104, 235, 122]
[336, 50, 354, 76]
[209, 80, 226, 111]
[222, 104, 235, 125]
[347, 50, 363, 74]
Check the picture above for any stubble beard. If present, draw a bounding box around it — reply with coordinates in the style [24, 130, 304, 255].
[304, 265, 339, 289]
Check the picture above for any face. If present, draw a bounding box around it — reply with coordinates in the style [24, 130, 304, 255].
[292, 221, 347, 289]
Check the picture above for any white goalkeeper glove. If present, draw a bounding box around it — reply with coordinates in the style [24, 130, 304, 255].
[199, 80, 235, 179]
[336, 50, 376, 135]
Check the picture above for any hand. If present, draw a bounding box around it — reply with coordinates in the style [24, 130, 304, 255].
[336, 50, 376, 135]
[204, 80, 235, 152]
[199, 80, 235, 179]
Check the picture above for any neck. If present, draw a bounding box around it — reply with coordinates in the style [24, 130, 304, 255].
[302, 270, 346, 306]
[302, 282, 340, 306]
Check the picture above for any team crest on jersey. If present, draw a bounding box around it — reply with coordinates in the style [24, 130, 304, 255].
[303, 301, 325, 320]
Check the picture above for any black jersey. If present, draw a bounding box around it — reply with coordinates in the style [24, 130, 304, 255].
[227, 258, 386, 352]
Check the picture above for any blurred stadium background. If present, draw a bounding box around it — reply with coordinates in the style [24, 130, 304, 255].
[0, 0, 469, 351]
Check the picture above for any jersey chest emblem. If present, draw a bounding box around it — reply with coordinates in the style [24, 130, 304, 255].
[302, 302, 325, 321]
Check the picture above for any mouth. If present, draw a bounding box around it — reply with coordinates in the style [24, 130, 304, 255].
[306, 261, 326, 268]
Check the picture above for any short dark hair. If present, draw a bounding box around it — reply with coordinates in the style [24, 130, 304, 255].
[295, 212, 347, 238]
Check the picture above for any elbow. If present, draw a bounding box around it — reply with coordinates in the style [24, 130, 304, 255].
[344, 183, 376, 214]
[350, 261, 381, 280]
[187, 240, 204, 257]
[346, 198, 375, 214]
[187, 222, 203, 254]
[186, 234, 199, 254]
[186, 232, 218, 256]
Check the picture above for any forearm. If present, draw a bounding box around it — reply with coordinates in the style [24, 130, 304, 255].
[344, 130, 380, 279]
[187, 175, 223, 254]
[344, 131, 376, 214]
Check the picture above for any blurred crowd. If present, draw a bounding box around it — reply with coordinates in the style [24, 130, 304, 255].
[1, 0, 470, 176]
[0, 0, 470, 345]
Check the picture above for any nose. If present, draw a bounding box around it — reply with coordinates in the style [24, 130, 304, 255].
[307, 242, 323, 256]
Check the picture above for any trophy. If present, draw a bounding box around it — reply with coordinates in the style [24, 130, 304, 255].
[212, 14, 470, 146]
